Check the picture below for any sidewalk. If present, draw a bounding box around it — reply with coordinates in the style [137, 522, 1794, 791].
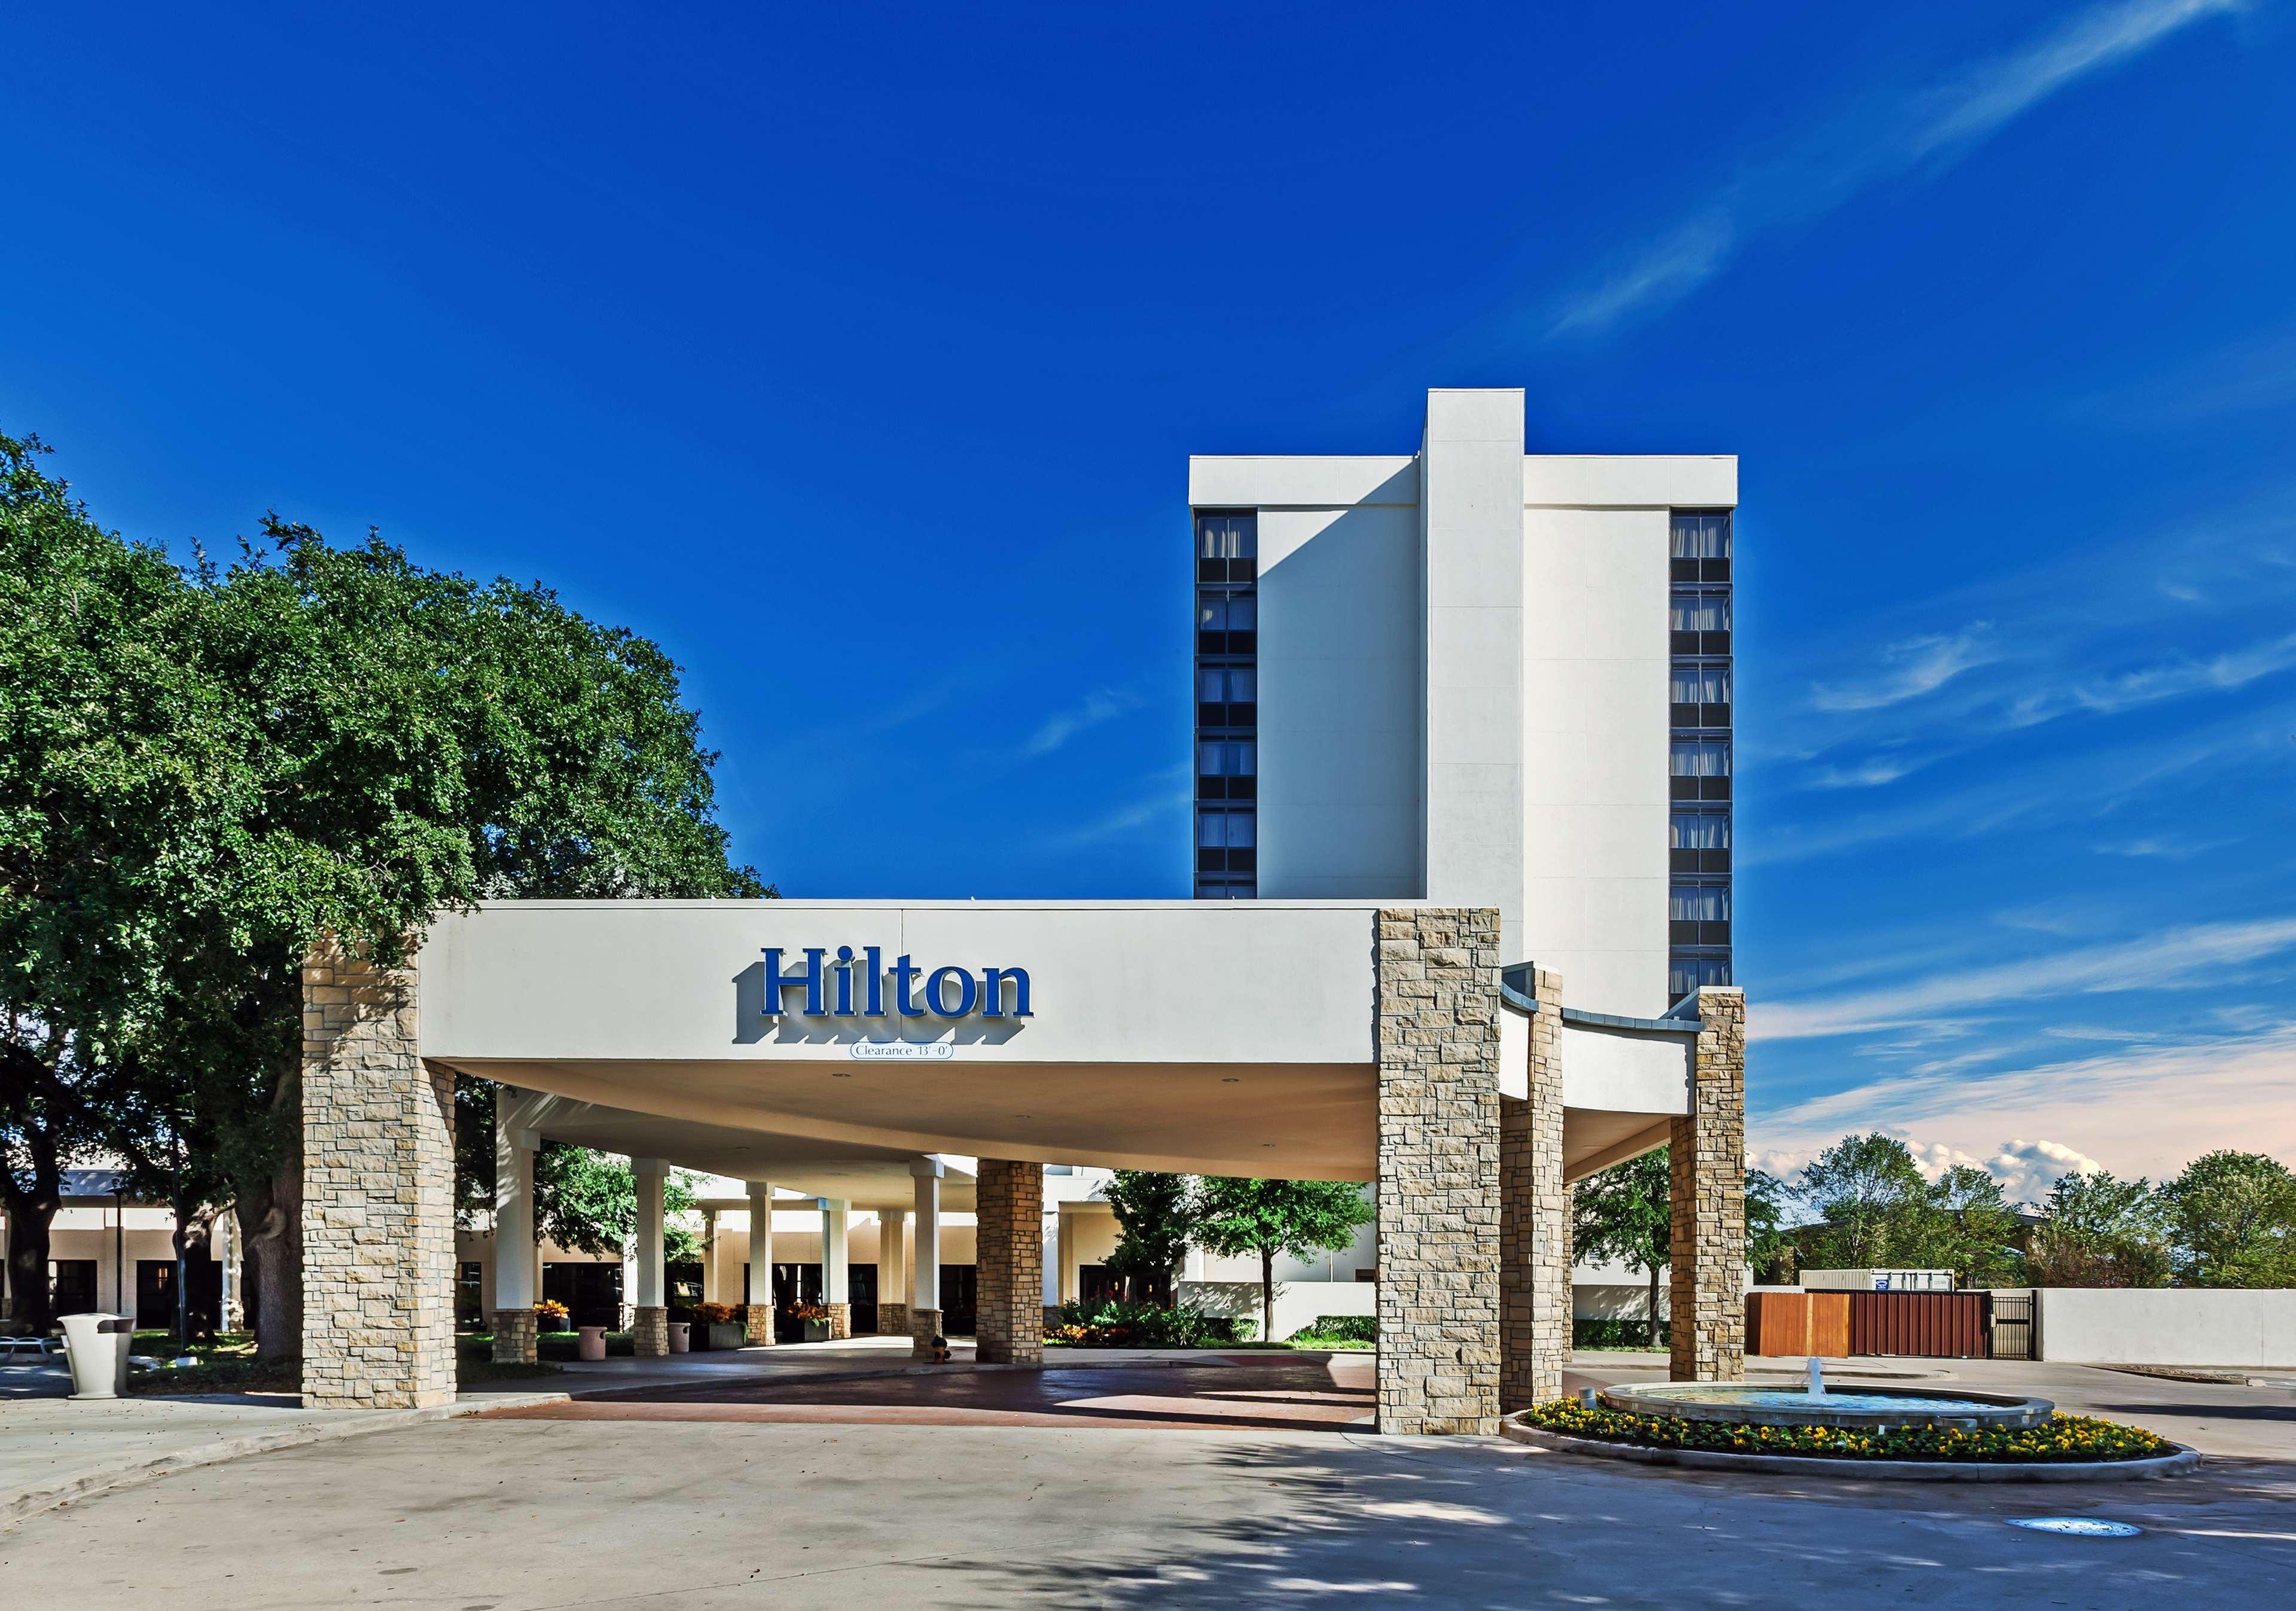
[2, 1384, 567, 1524]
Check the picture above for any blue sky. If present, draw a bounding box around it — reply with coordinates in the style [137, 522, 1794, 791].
[6, 2, 2292, 1196]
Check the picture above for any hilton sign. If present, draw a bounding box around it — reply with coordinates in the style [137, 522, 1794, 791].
[760, 946, 1033, 1021]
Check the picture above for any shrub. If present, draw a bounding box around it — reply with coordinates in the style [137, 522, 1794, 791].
[1574, 1317, 1667, 1349]
[1304, 1315, 1376, 1344]
[1519, 1401, 2170, 1463]
[1047, 1298, 1246, 1347]
[691, 1302, 737, 1324]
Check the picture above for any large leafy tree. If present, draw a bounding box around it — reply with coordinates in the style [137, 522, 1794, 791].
[1902, 1164, 2023, 1289]
[1099, 1169, 1194, 1305]
[2163, 1151, 2296, 1288]
[1190, 1176, 1373, 1342]
[1572, 1150, 1672, 1341]
[1, 432, 764, 1351]
[2024, 1170, 2172, 1288]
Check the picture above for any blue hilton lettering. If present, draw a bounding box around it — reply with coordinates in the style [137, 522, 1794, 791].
[761, 948, 1032, 1020]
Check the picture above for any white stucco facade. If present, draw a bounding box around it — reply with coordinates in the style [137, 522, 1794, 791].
[1191, 392, 1736, 1018]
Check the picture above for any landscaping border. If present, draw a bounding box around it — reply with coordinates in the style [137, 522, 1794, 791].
[1499, 1412, 2202, 1482]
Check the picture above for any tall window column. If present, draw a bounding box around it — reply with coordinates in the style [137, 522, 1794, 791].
[1194, 509, 1258, 899]
[1667, 509, 1733, 1006]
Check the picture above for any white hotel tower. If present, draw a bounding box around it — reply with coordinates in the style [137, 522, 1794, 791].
[1191, 387, 1736, 1020]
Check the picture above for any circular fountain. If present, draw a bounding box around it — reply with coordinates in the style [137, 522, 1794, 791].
[1597, 1380, 2054, 1432]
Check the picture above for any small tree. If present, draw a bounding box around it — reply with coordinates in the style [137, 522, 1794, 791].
[2164, 1151, 2296, 1287]
[1100, 1170, 1193, 1306]
[1908, 1164, 2023, 1289]
[2025, 1170, 2172, 1287]
[1572, 1151, 1672, 1343]
[1797, 1133, 1929, 1270]
[1745, 1168, 1794, 1284]
[1190, 1177, 1372, 1342]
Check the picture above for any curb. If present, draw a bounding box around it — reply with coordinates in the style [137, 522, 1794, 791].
[1499, 1417, 2204, 1482]
[561, 1362, 1039, 1401]
[3, 1391, 571, 1525]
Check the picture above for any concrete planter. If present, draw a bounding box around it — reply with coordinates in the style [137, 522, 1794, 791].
[705, 1322, 745, 1351]
[1499, 1413, 2202, 1482]
[800, 1319, 831, 1344]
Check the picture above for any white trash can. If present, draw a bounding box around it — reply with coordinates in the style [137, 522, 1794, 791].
[60, 1312, 135, 1399]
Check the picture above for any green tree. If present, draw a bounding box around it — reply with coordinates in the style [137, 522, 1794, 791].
[2, 434, 766, 1353]
[2023, 1170, 2171, 1287]
[1745, 1167, 1795, 1284]
[1099, 1170, 1194, 1305]
[2164, 1151, 2296, 1287]
[1905, 1164, 2023, 1289]
[1190, 1177, 1373, 1342]
[1796, 1133, 1929, 1271]
[1572, 1151, 1672, 1341]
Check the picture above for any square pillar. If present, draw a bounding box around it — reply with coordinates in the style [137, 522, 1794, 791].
[821, 1199, 851, 1340]
[744, 1182, 776, 1345]
[975, 1159, 1044, 1365]
[631, 1157, 668, 1358]
[1670, 987, 1747, 1383]
[300, 939, 455, 1409]
[877, 1209, 908, 1338]
[910, 1158, 943, 1358]
[492, 1088, 539, 1365]
[1501, 966, 1569, 1411]
[1374, 907, 1501, 1435]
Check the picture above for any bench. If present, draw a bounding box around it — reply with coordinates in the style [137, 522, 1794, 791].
[0, 1335, 59, 1362]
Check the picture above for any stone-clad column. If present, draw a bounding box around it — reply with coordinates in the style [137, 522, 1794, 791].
[910, 1159, 943, 1359]
[822, 1199, 852, 1340]
[1374, 907, 1501, 1435]
[1501, 965, 1568, 1410]
[975, 1160, 1044, 1365]
[1670, 986, 1747, 1383]
[301, 939, 455, 1409]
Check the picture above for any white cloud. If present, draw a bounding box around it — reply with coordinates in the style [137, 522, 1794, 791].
[1807, 755, 1925, 789]
[1550, 0, 2242, 334]
[1021, 687, 1142, 759]
[1810, 626, 1998, 713]
[1048, 768, 1191, 850]
[1985, 1138, 2107, 1201]
[1751, 1024, 2296, 1185]
[1751, 915, 2296, 1042]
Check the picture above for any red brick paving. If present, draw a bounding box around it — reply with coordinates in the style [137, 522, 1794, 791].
[483, 1357, 1376, 1433]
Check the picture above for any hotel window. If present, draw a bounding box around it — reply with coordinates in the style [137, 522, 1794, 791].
[1669, 738, 1731, 800]
[1196, 509, 1258, 899]
[1670, 881, 1731, 945]
[1670, 809, 1731, 872]
[1669, 590, 1731, 654]
[1669, 953, 1732, 1002]
[1670, 661, 1731, 727]
[1670, 509, 1731, 581]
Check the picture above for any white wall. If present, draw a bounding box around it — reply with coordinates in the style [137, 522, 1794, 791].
[1180, 1277, 1376, 1341]
[1521, 504, 1673, 1017]
[2038, 1289, 2296, 1368]
[1257, 503, 1422, 899]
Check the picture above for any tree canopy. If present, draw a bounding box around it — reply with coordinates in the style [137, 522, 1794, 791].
[1099, 1169, 1194, 1305]
[1572, 1150, 1672, 1337]
[1191, 1176, 1373, 1342]
[0, 432, 766, 1342]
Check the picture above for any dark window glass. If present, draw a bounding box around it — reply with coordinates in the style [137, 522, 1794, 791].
[1670, 811, 1731, 850]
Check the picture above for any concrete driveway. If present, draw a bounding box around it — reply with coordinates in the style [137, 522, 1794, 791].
[3, 1357, 2292, 1609]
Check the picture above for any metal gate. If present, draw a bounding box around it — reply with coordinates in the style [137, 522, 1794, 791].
[1846, 1290, 1990, 1357]
[1989, 1291, 2035, 1360]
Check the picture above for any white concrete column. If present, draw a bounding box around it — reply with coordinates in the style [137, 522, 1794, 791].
[879, 1209, 905, 1308]
[493, 1089, 537, 1310]
[746, 1183, 775, 1303]
[911, 1159, 942, 1311]
[700, 1209, 719, 1302]
[821, 1200, 849, 1302]
[632, 1158, 666, 1308]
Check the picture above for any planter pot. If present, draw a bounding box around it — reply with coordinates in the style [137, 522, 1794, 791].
[668, 1322, 691, 1354]
[577, 1326, 606, 1362]
[706, 1322, 745, 1351]
[800, 1319, 831, 1344]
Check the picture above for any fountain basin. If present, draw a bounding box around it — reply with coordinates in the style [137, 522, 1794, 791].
[1599, 1381, 2053, 1431]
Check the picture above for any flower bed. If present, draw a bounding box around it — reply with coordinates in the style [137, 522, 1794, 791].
[1519, 1401, 2171, 1463]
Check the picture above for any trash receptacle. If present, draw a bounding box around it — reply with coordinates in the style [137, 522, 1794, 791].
[60, 1313, 134, 1400]
[667, 1322, 691, 1354]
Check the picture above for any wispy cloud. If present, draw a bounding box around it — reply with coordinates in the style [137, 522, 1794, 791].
[2092, 834, 2236, 860]
[1810, 625, 1998, 713]
[1752, 1024, 2296, 1185]
[1048, 766, 1191, 850]
[1752, 914, 2296, 1042]
[1022, 687, 1144, 759]
[1551, 0, 2243, 334]
[1807, 754, 1926, 789]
